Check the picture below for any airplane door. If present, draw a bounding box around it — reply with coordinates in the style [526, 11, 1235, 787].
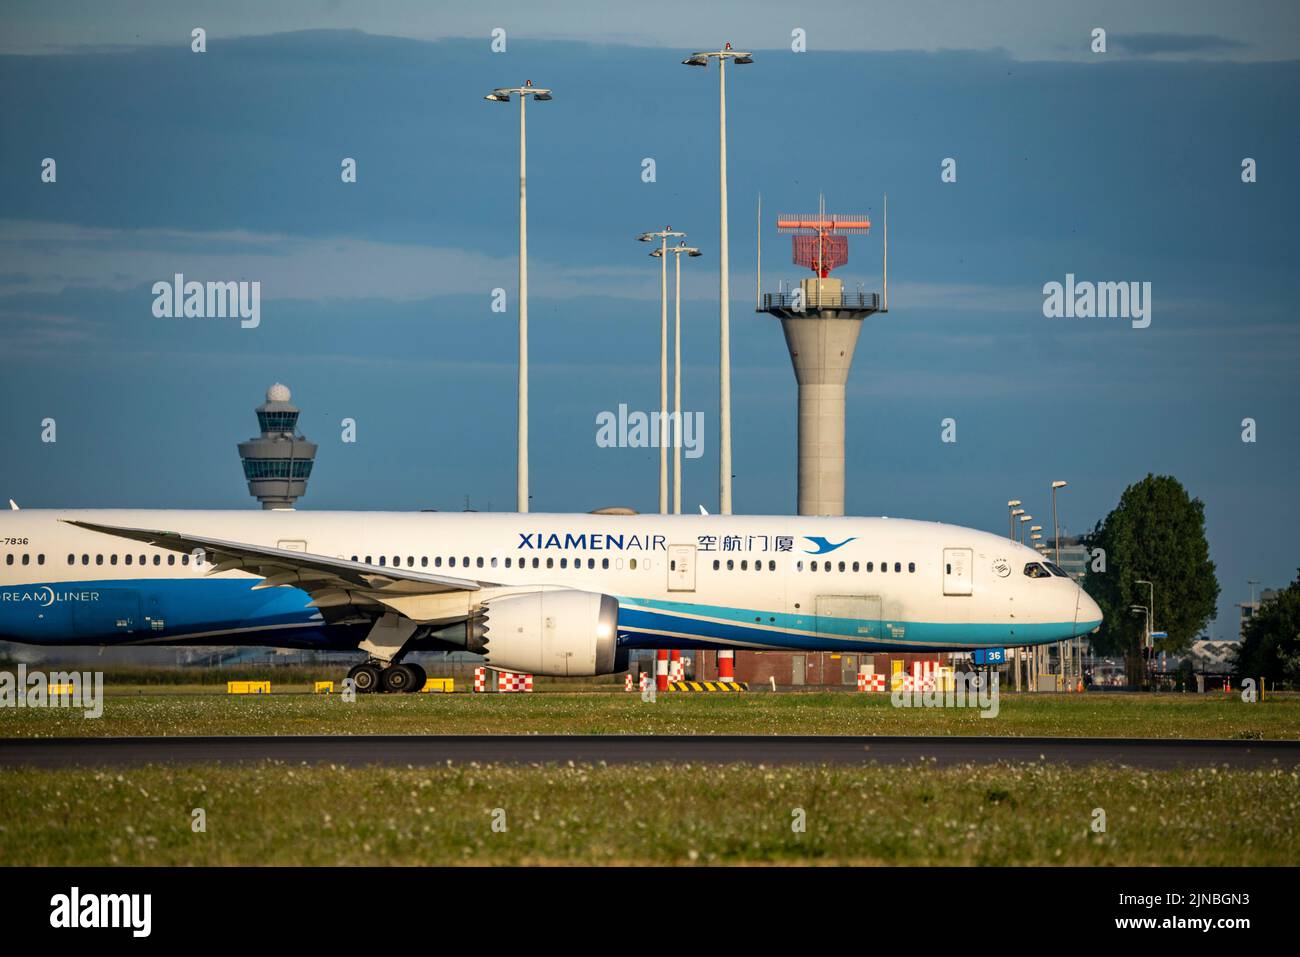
[667, 544, 696, 592]
[942, 548, 973, 596]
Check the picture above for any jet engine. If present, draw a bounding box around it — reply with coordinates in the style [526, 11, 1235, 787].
[469, 589, 625, 676]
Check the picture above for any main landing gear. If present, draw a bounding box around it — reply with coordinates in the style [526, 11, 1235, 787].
[347, 660, 427, 694]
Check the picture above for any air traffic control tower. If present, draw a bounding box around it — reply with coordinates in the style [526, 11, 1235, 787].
[757, 200, 887, 516]
[237, 383, 317, 509]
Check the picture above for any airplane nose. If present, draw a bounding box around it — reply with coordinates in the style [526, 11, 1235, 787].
[1075, 587, 1102, 635]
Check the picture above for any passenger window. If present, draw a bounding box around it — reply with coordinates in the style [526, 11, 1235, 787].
[768, 560, 776, 571]
[866, 562, 873, 572]
[740, 560, 748, 571]
[713, 560, 720, 570]
[909, 562, 916, 573]
[477, 557, 484, 568]
[181, 555, 189, 566]
[167, 555, 175, 566]
[532, 558, 539, 568]
[67, 554, 75, 565]
[602, 558, 609, 569]
[379, 556, 387, 566]
[546, 558, 554, 569]
[83, 554, 90, 565]
[796, 561, 804, 571]
[852, 561, 859, 572]
[125, 555, 133, 565]
[839, 561, 846, 572]
[561, 558, 568, 569]
[630, 558, 638, 570]
[154, 555, 161, 565]
[894, 562, 901, 573]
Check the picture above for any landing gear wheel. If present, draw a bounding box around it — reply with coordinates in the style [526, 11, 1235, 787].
[349, 663, 381, 694]
[382, 663, 417, 694]
[405, 662, 427, 693]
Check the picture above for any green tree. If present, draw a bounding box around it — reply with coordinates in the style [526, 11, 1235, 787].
[1082, 474, 1219, 686]
[1234, 571, 1300, 687]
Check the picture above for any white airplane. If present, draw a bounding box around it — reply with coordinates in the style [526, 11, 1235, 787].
[0, 508, 1101, 692]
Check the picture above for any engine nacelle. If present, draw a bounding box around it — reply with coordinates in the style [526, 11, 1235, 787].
[471, 590, 625, 677]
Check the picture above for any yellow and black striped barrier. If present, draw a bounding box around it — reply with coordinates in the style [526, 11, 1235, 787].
[667, 681, 748, 692]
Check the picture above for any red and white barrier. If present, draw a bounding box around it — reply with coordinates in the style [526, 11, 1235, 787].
[857, 672, 886, 692]
[656, 649, 669, 692]
[669, 651, 684, 683]
[497, 671, 533, 693]
[473, 666, 487, 693]
[639, 672, 652, 694]
[624, 674, 634, 692]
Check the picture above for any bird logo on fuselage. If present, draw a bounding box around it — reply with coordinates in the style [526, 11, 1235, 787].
[803, 536, 856, 555]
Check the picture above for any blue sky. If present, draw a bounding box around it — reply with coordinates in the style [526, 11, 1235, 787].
[1, 2, 1297, 635]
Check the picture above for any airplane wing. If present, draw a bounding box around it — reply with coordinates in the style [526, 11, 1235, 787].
[61, 519, 487, 623]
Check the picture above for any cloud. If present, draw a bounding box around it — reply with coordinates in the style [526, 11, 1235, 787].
[1112, 33, 1251, 55]
[0, 219, 648, 302]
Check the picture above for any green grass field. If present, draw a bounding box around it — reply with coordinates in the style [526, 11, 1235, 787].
[1, 688, 1296, 739]
[3, 761, 1296, 866]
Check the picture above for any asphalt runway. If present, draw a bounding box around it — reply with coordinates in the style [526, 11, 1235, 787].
[2, 735, 1297, 769]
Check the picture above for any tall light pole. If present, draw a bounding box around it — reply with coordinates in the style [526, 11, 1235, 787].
[639, 228, 687, 513]
[1136, 579, 1155, 642]
[654, 241, 703, 514]
[1007, 500, 1022, 540]
[485, 81, 552, 513]
[1019, 514, 1032, 545]
[1051, 480, 1068, 565]
[683, 43, 752, 514]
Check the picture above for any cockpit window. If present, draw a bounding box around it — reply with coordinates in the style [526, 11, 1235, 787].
[1023, 563, 1052, 579]
[1044, 561, 1070, 578]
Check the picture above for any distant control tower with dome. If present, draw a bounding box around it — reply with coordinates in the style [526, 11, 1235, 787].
[238, 384, 317, 509]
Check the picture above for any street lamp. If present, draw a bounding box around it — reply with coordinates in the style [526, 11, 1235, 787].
[1135, 579, 1155, 642]
[1007, 500, 1022, 540]
[682, 43, 752, 515]
[639, 228, 688, 513]
[653, 241, 703, 514]
[1019, 514, 1032, 544]
[1051, 480, 1068, 565]
[484, 80, 552, 513]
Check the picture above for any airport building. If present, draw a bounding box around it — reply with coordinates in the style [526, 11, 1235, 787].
[237, 384, 317, 509]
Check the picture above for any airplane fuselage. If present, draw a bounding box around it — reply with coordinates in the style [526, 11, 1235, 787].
[0, 510, 1102, 656]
